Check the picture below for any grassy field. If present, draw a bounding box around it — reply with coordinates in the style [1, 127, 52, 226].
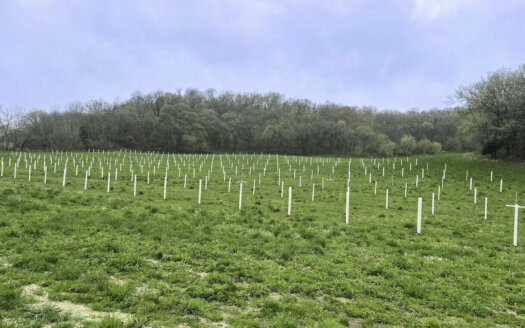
[0, 151, 524, 327]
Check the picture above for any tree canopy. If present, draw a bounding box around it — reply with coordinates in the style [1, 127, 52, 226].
[455, 64, 525, 159]
[1, 89, 466, 156]
[6, 60, 525, 160]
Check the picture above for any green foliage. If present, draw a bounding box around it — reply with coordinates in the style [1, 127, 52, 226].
[105, 283, 136, 303]
[417, 138, 433, 154]
[417, 139, 442, 154]
[22, 305, 68, 323]
[1, 151, 525, 327]
[97, 316, 124, 328]
[399, 134, 416, 155]
[52, 324, 75, 328]
[376, 133, 396, 157]
[431, 141, 442, 154]
[455, 63, 525, 159]
[0, 284, 23, 310]
[53, 260, 84, 281]
[176, 298, 205, 316]
[2, 90, 461, 156]
[445, 137, 460, 152]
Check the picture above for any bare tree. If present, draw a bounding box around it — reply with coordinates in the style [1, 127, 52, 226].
[0, 106, 14, 149]
[0, 106, 25, 149]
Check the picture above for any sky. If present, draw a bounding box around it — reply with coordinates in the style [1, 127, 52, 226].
[1, 0, 524, 111]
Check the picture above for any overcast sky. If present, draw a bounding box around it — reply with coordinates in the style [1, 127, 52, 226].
[1, 0, 524, 111]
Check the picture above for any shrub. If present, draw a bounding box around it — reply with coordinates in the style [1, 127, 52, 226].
[417, 138, 433, 154]
[431, 141, 442, 154]
[399, 135, 416, 155]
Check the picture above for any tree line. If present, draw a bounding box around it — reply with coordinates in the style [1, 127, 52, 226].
[0, 63, 523, 158]
[0, 91, 461, 156]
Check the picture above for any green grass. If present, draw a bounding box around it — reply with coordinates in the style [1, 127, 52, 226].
[0, 152, 524, 327]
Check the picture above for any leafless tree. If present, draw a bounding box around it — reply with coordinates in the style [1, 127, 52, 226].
[0, 106, 26, 149]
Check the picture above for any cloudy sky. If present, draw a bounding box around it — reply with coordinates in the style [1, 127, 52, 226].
[1, 0, 524, 111]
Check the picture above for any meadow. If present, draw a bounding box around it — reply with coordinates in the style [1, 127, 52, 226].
[0, 151, 524, 328]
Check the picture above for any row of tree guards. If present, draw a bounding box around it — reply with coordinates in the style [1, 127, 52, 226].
[0, 150, 523, 247]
